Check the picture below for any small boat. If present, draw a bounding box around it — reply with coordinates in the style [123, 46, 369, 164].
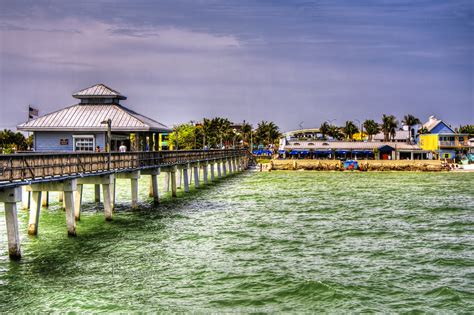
[343, 160, 359, 171]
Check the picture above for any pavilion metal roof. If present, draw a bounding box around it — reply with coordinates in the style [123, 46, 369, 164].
[73, 83, 127, 100]
[17, 104, 171, 132]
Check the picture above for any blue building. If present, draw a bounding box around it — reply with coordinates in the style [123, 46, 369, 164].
[17, 84, 171, 152]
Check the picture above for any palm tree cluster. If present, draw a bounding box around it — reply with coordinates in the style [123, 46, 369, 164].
[319, 114, 423, 143]
[254, 121, 281, 147]
[170, 118, 281, 150]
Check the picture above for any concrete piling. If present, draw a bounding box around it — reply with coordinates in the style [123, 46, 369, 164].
[0, 187, 22, 259]
[94, 184, 101, 203]
[41, 191, 49, 207]
[74, 184, 83, 221]
[28, 191, 42, 235]
[217, 161, 222, 179]
[183, 167, 190, 192]
[170, 167, 177, 197]
[203, 163, 208, 185]
[151, 174, 159, 203]
[193, 164, 200, 188]
[210, 162, 215, 181]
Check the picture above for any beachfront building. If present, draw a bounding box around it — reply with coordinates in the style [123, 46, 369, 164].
[17, 84, 171, 152]
[284, 128, 322, 140]
[418, 116, 470, 160]
[279, 140, 427, 160]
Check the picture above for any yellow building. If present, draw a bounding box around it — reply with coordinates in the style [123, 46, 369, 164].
[419, 134, 439, 151]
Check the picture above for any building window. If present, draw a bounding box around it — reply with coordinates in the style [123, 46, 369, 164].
[73, 135, 95, 152]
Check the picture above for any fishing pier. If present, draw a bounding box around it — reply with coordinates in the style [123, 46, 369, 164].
[0, 149, 250, 260]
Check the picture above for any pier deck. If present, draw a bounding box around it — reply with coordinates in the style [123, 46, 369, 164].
[0, 149, 250, 260]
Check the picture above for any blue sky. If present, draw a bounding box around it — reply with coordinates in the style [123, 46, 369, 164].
[0, 0, 472, 131]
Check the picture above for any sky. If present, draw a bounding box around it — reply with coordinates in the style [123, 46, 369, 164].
[0, 0, 472, 132]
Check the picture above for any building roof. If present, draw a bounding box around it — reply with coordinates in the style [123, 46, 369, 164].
[373, 130, 409, 141]
[73, 83, 126, 100]
[17, 104, 171, 132]
[285, 128, 320, 135]
[422, 115, 455, 133]
[283, 140, 423, 151]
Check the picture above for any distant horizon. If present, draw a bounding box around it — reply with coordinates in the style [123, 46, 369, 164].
[1, 0, 472, 132]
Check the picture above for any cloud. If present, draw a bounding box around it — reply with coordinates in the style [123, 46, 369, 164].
[0, 0, 472, 131]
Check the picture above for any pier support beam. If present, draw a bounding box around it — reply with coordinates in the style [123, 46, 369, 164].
[0, 187, 22, 259]
[21, 186, 30, 210]
[170, 167, 177, 197]
[177, 169, 182, 189]
[74, 184, 83, 221]
[164, 173, 170, 192]
[100, 175, 115, 221]
[27, 179, 78, 236]
[94, 184, 101, 203]
[41, 191, 49, 207]
[223, 159, 227, 177]
[210, 162, 215, 181]
[130, 172, 140, 209]
[182, 166, 190, 192]
[202, 163, 208, 185]
[28, 191, 42, 235]
[151, 174, 159, 203]
[217, 161, 222, 179]
[142, 168, 160, 204]
[193, 163, 200, 188]
[63, 183, 76, 236]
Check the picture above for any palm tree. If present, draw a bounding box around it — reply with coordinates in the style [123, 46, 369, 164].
[255, 121, 281, 147]
[342, 121, 359, 141]
[417, 127, 429, 135]
[363, 119, 380, 141]
[381, 114, 398, 141]
[327, 125, 343, 140]
[319, 122, 330, 140]
[402, 114, 422, 144]
[241, 121, 252, 148]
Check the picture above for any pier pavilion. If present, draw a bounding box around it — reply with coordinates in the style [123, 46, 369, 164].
[17, 84, 171, 152]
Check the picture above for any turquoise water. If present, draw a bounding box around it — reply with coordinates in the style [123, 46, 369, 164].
[0, 171, 473, 312]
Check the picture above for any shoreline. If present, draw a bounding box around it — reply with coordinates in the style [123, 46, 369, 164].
[260, 159, 453, 172]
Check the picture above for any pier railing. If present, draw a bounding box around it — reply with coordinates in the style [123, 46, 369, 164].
[0, 149, 247, 186]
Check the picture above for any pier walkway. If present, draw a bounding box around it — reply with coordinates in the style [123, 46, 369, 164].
[0, 149, 250, 260]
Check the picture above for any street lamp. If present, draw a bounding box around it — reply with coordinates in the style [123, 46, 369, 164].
[326, 119, 336, 126]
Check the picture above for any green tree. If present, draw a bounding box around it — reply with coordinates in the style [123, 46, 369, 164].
[342, 121, 359, 141]
[319, 122, 330, 139]
[0, 129, 28, 153]
[459, 125, 474, 136]
[363, 119, 380, 141]
[402, 114, 422, 144]
[169, 124, 197, 150]
[241, 121, 253, 148]
[417, 127, 429, 135]
[254, 121, 281, 147]
[327, 125, 343, 140]
[381, 114, 398, 141]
